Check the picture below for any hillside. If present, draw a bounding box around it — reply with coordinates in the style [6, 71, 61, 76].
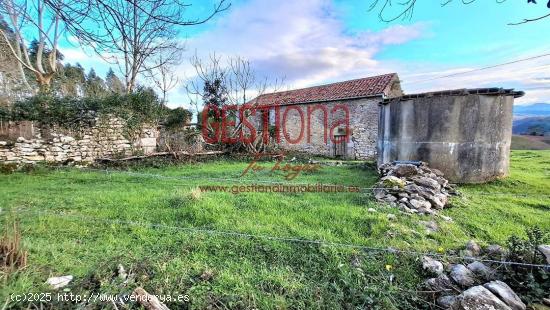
[512, 116, 550, 135]
[511, 135, 550, 150]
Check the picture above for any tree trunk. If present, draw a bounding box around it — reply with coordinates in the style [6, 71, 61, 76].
[36, 73, 53, 94]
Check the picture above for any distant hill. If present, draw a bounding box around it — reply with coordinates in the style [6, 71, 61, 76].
[513, 103, 550, 116]
[512, 103, 550, 135]
[512, 116, 550, 135]
[511, 135, 550, 150]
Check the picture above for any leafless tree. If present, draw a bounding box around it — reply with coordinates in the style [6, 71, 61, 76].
[369, 0, 550, 25]
[56, 0, 229, 94]
[147, 53, 181, 104]
[185, 53, 285, 153]
[185, 53, 227, 116]
[0, 0, 64, 93]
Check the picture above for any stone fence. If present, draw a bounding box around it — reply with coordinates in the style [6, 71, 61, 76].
[0, 117, 195, 164]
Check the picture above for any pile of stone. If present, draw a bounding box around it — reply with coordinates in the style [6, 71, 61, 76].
[373, 161, 456, 215]
[421, 240, 550, 310]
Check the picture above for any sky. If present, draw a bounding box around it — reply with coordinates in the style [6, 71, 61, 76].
[61, 0, 550, 108]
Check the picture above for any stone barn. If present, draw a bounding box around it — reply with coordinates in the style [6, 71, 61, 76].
[250, 73, 403, 159]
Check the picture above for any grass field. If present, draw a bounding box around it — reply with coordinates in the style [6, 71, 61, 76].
[1, 150, 549, 309]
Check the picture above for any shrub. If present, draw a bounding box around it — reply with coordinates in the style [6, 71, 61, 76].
[4, 88, 191, 133]
[163, 107, 192, 129]
[503, 226, 549, 304]
[0, 163, 18, 174]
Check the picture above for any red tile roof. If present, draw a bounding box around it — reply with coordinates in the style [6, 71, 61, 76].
[251, 73, 398, 106]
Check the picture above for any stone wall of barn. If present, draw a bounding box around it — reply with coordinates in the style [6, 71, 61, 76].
[264, 97, 381, 160]
[0, 118, 159, 164]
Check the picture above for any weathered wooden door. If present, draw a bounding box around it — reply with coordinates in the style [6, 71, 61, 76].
[333, 134, 347, 158]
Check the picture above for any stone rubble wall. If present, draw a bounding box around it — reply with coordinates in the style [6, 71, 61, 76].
[373, 162, 457, 215]
[265, 97, 381, 160]
[0, 118, 159, 164]
[157, 127, 204, 154]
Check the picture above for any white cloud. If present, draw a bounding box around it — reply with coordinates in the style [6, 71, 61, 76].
[61, 47, 114, 77]
[61, 0, 550, 106]
[398, 50, 550, 104]
[175, 0, 424, 100]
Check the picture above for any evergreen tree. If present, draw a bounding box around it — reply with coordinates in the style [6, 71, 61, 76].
[55, 63, 86, 97]
[85, 69, 106, 97]
[105, 68, 125, 94]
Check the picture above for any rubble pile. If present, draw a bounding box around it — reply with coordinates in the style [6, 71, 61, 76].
[421, 240, 550, 310]
[373, 161, 457, 214]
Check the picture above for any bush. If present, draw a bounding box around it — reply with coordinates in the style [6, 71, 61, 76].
[0, 163, 18, 174]
[163, 107, 192, 129]
[503, 226, 549, 304]
[3, 88, 191, 133]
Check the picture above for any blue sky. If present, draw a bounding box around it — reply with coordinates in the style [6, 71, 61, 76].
[62, 0, 550, 107]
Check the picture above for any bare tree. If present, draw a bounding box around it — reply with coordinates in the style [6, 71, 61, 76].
[57, 0, 229, 93]
[369, 0, 550, 25]
[148, 53, 181, 104]
[185, 53, 285, 153]
[0, 0, 64, 93]
[185, 53, 228, 116]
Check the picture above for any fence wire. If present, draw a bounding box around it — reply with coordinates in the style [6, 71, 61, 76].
[3, 208, 549, 269]
[40, 166, 550, 198]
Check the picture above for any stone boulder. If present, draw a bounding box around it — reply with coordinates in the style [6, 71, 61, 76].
[537, 245, 550, 264]
[422, 256, 444, 275]
[483, 281, 526, 310]
[449, 264, 477, 287]
[467, 262, 496, 281]
[413, 176, 441, 191]
[46, 275, 73, 289]
[456, 286, 512, 310]
[381, 176, 406, 188]
[437, 295, 459, 309]
[393, 164, 419, 177]
[425, 274, 455, 292]
[466, 240, 482, 257]
[486, 245, 506, 259]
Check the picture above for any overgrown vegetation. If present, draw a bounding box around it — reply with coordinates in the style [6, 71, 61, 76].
[503, 226, 549, 304]
[0, 89, 192, 134]
[0, 150, 548, 309]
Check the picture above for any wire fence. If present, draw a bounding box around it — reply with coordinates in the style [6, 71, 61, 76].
[38, 166, 550, 199]
[3, 208, 549, 269]
[2, 166, 548, 271]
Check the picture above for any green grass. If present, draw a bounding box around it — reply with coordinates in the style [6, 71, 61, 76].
[1, 151, 549, 309]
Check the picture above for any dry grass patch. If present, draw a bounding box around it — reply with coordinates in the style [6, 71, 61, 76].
[1, 218, 28, 275]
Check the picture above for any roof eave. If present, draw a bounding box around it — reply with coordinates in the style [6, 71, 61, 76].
[258, 93, 386, 108]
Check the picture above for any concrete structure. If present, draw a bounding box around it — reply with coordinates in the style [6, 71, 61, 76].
[251, 73, 403, 159]
[377, 88, 524, 183]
